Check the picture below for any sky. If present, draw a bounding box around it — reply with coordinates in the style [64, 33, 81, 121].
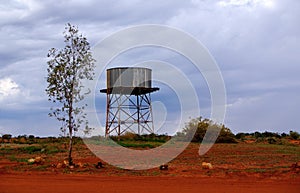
[0, 0, 299, 137]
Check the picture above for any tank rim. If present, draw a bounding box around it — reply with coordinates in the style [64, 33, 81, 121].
[107, 67, 152, 71]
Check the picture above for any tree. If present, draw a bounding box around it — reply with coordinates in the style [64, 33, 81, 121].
[176, 117, 236, 143]
[254, 131, 262, 139]
[217, 124, 237, 143]
[46, 23, 95, 165]
[183, 117, 211, 142]
[289, 131, 300, 140]
[2, 134, 12, 143]
[235, 132, 246, 140]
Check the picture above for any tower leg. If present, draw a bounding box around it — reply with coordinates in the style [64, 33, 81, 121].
[105, 93, 110, 138]
[105, 92, 155, 137]
[137, 95, 140, 135]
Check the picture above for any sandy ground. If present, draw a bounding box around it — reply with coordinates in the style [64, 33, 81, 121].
[1, 174, 300, 193]
[1, 142, 299, 192]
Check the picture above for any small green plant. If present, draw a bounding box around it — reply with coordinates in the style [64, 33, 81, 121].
[0, 147, 14, 154]
[117, 142, 156, 148]
[34, 165, 49, 171]
[19, 146, 42, 154]
[45, 146, 66, 154]
[245, 168, 267, 173]
[8, 155, 28, 162]
[110, 132, 170, 143]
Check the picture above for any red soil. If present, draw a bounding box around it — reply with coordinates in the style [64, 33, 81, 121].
[1, 143, 300, 192]
[0, 173, 299, 193]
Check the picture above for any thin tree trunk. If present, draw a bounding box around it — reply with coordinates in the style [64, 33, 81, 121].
[68, 131, 73, 165]
[68, 50, 76, 166]
[68, 95, 73, 166]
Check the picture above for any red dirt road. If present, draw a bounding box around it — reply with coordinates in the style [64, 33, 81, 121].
[1, 174, 299, 193]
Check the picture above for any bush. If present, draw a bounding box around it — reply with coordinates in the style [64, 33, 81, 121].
[281, 133, 288, 138]
[255, 137, 264, 143]
[1, 134, 12, 143]
[45, 146, 66, 154]
[235, 133, 245, 140]
[254, 132, 262, 139]
[20, 146, 42, 154]
[176, 117, 237, 143]
[289, 131, 300, 140]
[2, 134, 12, 140]
[267, 137, 277, 144]
[117, 142, 155, 148]
[216, 136, 238, 143]
[261, 131, 281, 138]
[110, 132, 170, 143]
[110, 132, 138, 141]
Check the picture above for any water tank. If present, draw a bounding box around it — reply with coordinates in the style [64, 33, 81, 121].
[107, 67, 152, 88]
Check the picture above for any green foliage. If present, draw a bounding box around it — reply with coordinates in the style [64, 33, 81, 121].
[117, 142, 156, 148]
[34, 165, 50, 171]
[261, 131, 281, 138]
[182, 117, 211, 142]
[16, 144, 65, 154]
[45, 146, 66, 154]
[46, 23, 95, 136]
[110, 132, 170, 143]
[235, 130, 299, 144]
[245, 168, 267, 173]
[46, 23, 95, 164]
[176, 117, 237, 143]
[0, 147, 14, 155]
[107, 132, 170, 148]
[235, 132, 245, 139]
[19, 146, 43, 154]
[281, 132, 288, 137]
[217, 125, 237, 143]
[254, 131, 262, 138]
[289, 131, 300, 140]
[8, 155, 28, 163]
[2, 134, 12, 140]
[267, 137, 277, 144]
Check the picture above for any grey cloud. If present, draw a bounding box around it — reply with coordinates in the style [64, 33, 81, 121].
[0, 0, 299, 136]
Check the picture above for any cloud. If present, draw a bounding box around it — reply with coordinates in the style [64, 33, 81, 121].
[217, 0, 276, 9]
[226, 91, 300, 133]
[0, 77, 20, 100]
[0, 76, 34, 111]
[0, 0, 299, 136]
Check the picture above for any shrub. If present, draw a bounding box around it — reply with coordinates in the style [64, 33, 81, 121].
[254, 132, 262, 139]
[289, 131, 300, 140]
[255, 137, 264, 143]
[281, 133, 288, 138]
[2, 134, 12, 140]
[267, 137, 277, 144]
[216, 136, 238, 143]
[176, 117, 237, 143]
[235, 133, 245, 140]
[110, 132, 170, 143]
[20, 146, 42, 154]
[117, 142, 155, 148]
[16, 137, 27, 144]
[46, 146, 66, 154]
